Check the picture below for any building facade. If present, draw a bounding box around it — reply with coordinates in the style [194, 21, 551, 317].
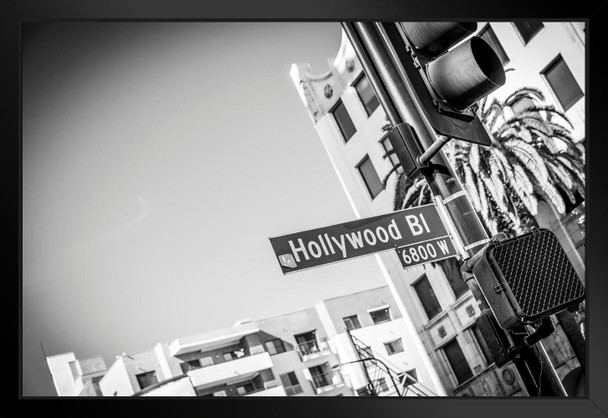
[289, 22, 585, 396]
[47, 286, 444, 397]
[46, 352, 107, 396]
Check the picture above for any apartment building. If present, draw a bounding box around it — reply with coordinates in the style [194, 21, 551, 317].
[47, 286, 443, 397]
[289, 22, 585, 396]
[46, 352, 107, 396]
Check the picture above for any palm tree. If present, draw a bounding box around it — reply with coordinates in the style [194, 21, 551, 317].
[382, 87, 586, 371]
[384, 87, 585, 238]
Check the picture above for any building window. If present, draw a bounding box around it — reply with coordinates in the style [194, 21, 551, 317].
[376, 377, 389, 392]
[380, 135, 402, 172]
[413, 275, 442, 320]
[478, 25, 509, 65]
[236, 383, 255, 395]
[279, 372, 303, 396]
[200, 356, 214, 367]
[443, 339, 473, 384]
[223, 351, 238, 361]
[541, 55, 584, 111]
[384, 338, 405, 355]
[369, 307, 391, 324]
[447, 273, 469, 300]
[331, 100, 357, 142]
[68, 361, 80, 380]
[135, 371, 158, 390]
[309, 364, 332, 389]
[354, 74, 380, 116]
[264, 339, 286, 355]
[471, 324, 493, 366]
[513, 21, 544, 45]
[357, 155, 384, 199]
[343, 315, 362, 331]
[295, 330, 320, 356]
[180, 359, 201, 373]
[402, 368, 417, 385]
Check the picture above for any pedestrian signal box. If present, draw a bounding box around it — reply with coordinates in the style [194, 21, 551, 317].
[471, 229, 585, 330]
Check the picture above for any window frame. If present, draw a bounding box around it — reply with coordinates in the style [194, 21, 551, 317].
[264, 338, 287, 356]
[279, 371, 304, 396]
[380, 134, 402, 172]
[412, 274, 442, 321]
[343, 314, 362, 331]
[469, 324, 493, 367]
[512, 21, 544, 45]
[541, 54, 584, 112]
[135, 370, 159, 390]
[442, 338, 474, 385]
[330, 99, 357, 142]
[384, 338, 405, 355]
[376, 376, 389, 392]
[368, 306, 392, 325]
[180, 359, 201, 374]
[356, 154, 384, 199]
[236, 383, 255, 395]
[353, 73, 380, 116]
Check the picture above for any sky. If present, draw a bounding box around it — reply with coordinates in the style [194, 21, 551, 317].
[21, 22, 392, 396]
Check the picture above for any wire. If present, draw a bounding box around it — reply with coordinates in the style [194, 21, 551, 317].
[535, 345, 544, 396]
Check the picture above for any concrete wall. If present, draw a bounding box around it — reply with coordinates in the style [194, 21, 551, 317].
[46, 352, 81, 396]
[99, 358, 133, 396]
[315, 286, 402, 336]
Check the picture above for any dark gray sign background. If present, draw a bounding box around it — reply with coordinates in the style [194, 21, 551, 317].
[269, 204, 450, 274]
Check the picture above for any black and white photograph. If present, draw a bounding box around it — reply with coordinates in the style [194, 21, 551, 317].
[10, 4, 606, 414]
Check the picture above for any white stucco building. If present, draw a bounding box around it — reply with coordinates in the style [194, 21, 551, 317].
[47, 286, 446, 397]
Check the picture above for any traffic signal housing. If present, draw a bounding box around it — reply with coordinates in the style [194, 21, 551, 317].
[471, 229, 585, 330]
[391, 22, 506, 146]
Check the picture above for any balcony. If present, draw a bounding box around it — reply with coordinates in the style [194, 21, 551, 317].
[169, 322, 260, 356]
[310, 370, 345, 395]
[296, 338, 332, 362]
[187, 352, 273, 390]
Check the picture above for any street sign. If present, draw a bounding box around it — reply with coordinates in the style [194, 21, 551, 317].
[395, 235, 457, 269]
[269, 204, 451, 274]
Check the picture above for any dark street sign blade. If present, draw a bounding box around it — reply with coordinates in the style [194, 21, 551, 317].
[269, 204, 451, 274]
[395, 235, 457, 269]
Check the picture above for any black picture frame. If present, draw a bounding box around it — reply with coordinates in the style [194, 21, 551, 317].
[6, 1, 608, 417]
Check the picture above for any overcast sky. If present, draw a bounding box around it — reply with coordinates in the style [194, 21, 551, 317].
[22, 22, 392, 396]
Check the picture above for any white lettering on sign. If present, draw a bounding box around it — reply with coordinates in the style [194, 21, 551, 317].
[271, 204, 451, 274]
[405, 214, 431, 236]
[437, 239, 450, 255]
[289, 238, 309, 262]
[286, 218, 406, 263]
[397, 236, 456, 268]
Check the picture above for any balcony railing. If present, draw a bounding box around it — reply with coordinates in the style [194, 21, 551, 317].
[296, 338, 331, 360]
[310, 370, 345, 394]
